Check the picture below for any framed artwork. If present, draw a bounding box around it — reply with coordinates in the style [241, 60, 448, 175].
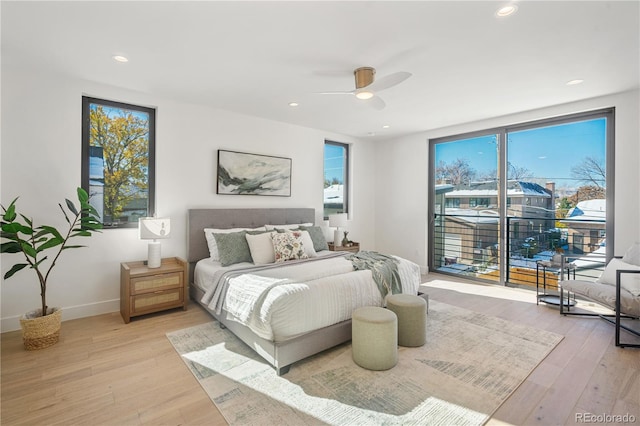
[217, 150, 292, 196]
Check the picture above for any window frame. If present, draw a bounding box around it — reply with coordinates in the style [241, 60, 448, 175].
[323, 140, 350, 220]
[81, 96, 156, 229]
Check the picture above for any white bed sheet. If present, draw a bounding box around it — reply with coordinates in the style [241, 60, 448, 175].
[194, 252, 421, 342]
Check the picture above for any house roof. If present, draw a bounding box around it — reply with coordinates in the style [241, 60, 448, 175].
[564, 199, 606, 222]
[2, 2, 638, 141]
[447, 181, 551, 198]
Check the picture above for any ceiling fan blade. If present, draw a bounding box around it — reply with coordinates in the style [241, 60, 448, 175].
[314, 90, 355, 95]
[367, 96, 386, 110]
[366, 71, 412, 92]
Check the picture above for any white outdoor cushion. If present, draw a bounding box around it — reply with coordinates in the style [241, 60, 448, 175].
[622, 242, 640, 266]
[597, 258, 640, 297]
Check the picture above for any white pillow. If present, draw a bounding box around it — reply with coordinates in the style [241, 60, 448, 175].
[290, 230, 317, 258]
[622, 242, 640, 266]
[245, 232, 276, 265]
[204, 227, 265, 261]
[597, 258, 640, 296]
[264, 223, 313, 231]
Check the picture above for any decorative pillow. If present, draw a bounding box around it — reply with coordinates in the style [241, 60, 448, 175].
[622, 242, 640, 266]
[265, 223, 313, 231]
[299, 225, 329, 252]
[597, 258, 640, 296]
[245, 231, 276, 265]
[213, 231, 254, 266]
[272, 231, 309, 263]
[204, 227, 264, 261]
[290, 230, 317, 258]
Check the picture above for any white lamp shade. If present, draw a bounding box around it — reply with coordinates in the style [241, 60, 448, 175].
[139, 217, 171, 240]
[328, 213, 347, 228]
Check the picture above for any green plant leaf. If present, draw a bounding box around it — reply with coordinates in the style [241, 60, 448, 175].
[39, 225, 63, 240]
[2, 223, 33, 235]
[77, 187, 89, 203]
[20, 242, 37, 258]
[62, 245, 86, 250]
[4, 263, 28, 279]
[37, 237, 63, 251]
[71, 230, 92, 237]
[58, 203, 71, 224]
[65, 199, 79, 216]
[1, 241, 22, 253]
[2, 198, 18, 221]
[19, 214, 33, 227]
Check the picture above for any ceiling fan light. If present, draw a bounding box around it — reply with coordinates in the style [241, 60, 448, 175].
[355, 91, 374, 100]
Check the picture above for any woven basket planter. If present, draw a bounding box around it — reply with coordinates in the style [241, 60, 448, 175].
[20, 307, 62, 350]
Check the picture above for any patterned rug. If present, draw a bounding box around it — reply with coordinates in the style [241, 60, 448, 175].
[167, 301, 563, 425]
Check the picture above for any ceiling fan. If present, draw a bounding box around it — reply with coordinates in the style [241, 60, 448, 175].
[316, 67, 412, 110]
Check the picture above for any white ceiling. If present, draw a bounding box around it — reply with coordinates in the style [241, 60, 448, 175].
[2, 1, 639, 141]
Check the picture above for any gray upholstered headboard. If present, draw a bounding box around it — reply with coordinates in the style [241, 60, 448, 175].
[187, 208, 315, 265]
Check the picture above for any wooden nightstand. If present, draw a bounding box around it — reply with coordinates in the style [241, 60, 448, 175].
[120, 257, 188, 323]
[328, 242, 360, 253]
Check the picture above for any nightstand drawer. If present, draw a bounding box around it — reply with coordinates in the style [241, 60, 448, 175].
[131, 272, 182, 295]
[131, 288, 184, 315]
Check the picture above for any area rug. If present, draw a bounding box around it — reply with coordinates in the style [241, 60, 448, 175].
[166, 301, 563, 425]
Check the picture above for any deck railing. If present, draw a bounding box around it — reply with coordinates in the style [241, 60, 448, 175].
[433, 213, 606, 287]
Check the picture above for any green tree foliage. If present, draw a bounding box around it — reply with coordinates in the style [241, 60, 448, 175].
[90, 106, 149, 221]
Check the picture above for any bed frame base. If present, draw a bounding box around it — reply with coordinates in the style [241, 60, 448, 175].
[190, 285, 352, 375]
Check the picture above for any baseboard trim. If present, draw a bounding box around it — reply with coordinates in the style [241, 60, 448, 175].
[1, 299, 120, 333]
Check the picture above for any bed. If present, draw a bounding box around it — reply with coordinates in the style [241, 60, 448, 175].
[187, 208, 422, 374]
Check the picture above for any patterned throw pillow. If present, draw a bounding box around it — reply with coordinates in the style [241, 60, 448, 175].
[272, 231, 309, 263]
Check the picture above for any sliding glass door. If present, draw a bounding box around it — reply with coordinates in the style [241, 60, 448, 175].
[429, 109, 613, 286]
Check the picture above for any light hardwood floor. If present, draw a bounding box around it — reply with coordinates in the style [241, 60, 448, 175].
[2, 274, 638, 425]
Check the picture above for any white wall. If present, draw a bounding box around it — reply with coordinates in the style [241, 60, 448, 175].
[374, 89, 640, 272]
[0, 64, 377, 331]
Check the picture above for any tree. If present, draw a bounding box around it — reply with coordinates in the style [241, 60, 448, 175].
[571, 156, 606, 188]
[90, 106, 149, 220]
[508, 163, 533, 180]
[435, 158, 476, 185]
[570, 185, 606, 205]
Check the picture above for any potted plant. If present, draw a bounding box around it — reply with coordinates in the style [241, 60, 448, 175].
[1, 187, 102, 350]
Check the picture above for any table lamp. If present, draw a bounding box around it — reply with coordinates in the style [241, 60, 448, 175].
[328, 213, 347, 247]
[139, 217, 171, 268]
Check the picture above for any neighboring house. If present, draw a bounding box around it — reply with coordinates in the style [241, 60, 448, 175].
[561, 199, 606, 254]
[435, 180, 556, 266]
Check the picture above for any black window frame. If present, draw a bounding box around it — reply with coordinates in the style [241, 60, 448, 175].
[323, 140, 350, 220]
[81, 96, 156, 229]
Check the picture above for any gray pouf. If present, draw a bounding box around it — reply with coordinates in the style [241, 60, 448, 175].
[387, 294, 427, 347]
[352, 306, 398, 370]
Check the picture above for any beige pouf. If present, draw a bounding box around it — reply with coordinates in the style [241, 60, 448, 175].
[387, 294, 427, 347]
[352, 306, 398, 370]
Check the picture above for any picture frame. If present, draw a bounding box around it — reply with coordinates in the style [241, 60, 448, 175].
[217, 149, 292, 196]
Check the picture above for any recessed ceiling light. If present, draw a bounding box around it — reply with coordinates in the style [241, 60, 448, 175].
[496, 5, 518, 17]
[382, 125, 390, 129]
[112, 55, 129, 63]
[288, 102, 299, 107]
[367, 132, 376, 137]
[566, 79, 584, 86]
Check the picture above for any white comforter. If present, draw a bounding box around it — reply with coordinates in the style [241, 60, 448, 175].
[194, 252, 421, 342]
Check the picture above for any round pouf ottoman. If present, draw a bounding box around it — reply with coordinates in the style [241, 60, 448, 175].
[387, 294, 427, 347]
[352, 306, 398, 370]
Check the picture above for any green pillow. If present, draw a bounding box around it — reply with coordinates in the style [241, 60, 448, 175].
[213, 231, 253, 266]
[299, 225, 329, 252]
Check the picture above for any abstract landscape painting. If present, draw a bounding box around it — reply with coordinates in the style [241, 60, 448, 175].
[217, 150, 291, 196]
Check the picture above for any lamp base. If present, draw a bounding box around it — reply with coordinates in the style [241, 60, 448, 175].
[147, 241, 162, 268]
[334, 229, 342, 247]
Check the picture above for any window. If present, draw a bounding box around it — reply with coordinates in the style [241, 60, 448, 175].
[445, 198, 460, 208]
[430, 108, 613, 285]
[81, 97, 156, 228]
[324, 141, 349, 219]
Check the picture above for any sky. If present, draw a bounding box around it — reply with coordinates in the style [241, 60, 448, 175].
[435, 118, 607, 189]
[324, 143, 346, 184]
